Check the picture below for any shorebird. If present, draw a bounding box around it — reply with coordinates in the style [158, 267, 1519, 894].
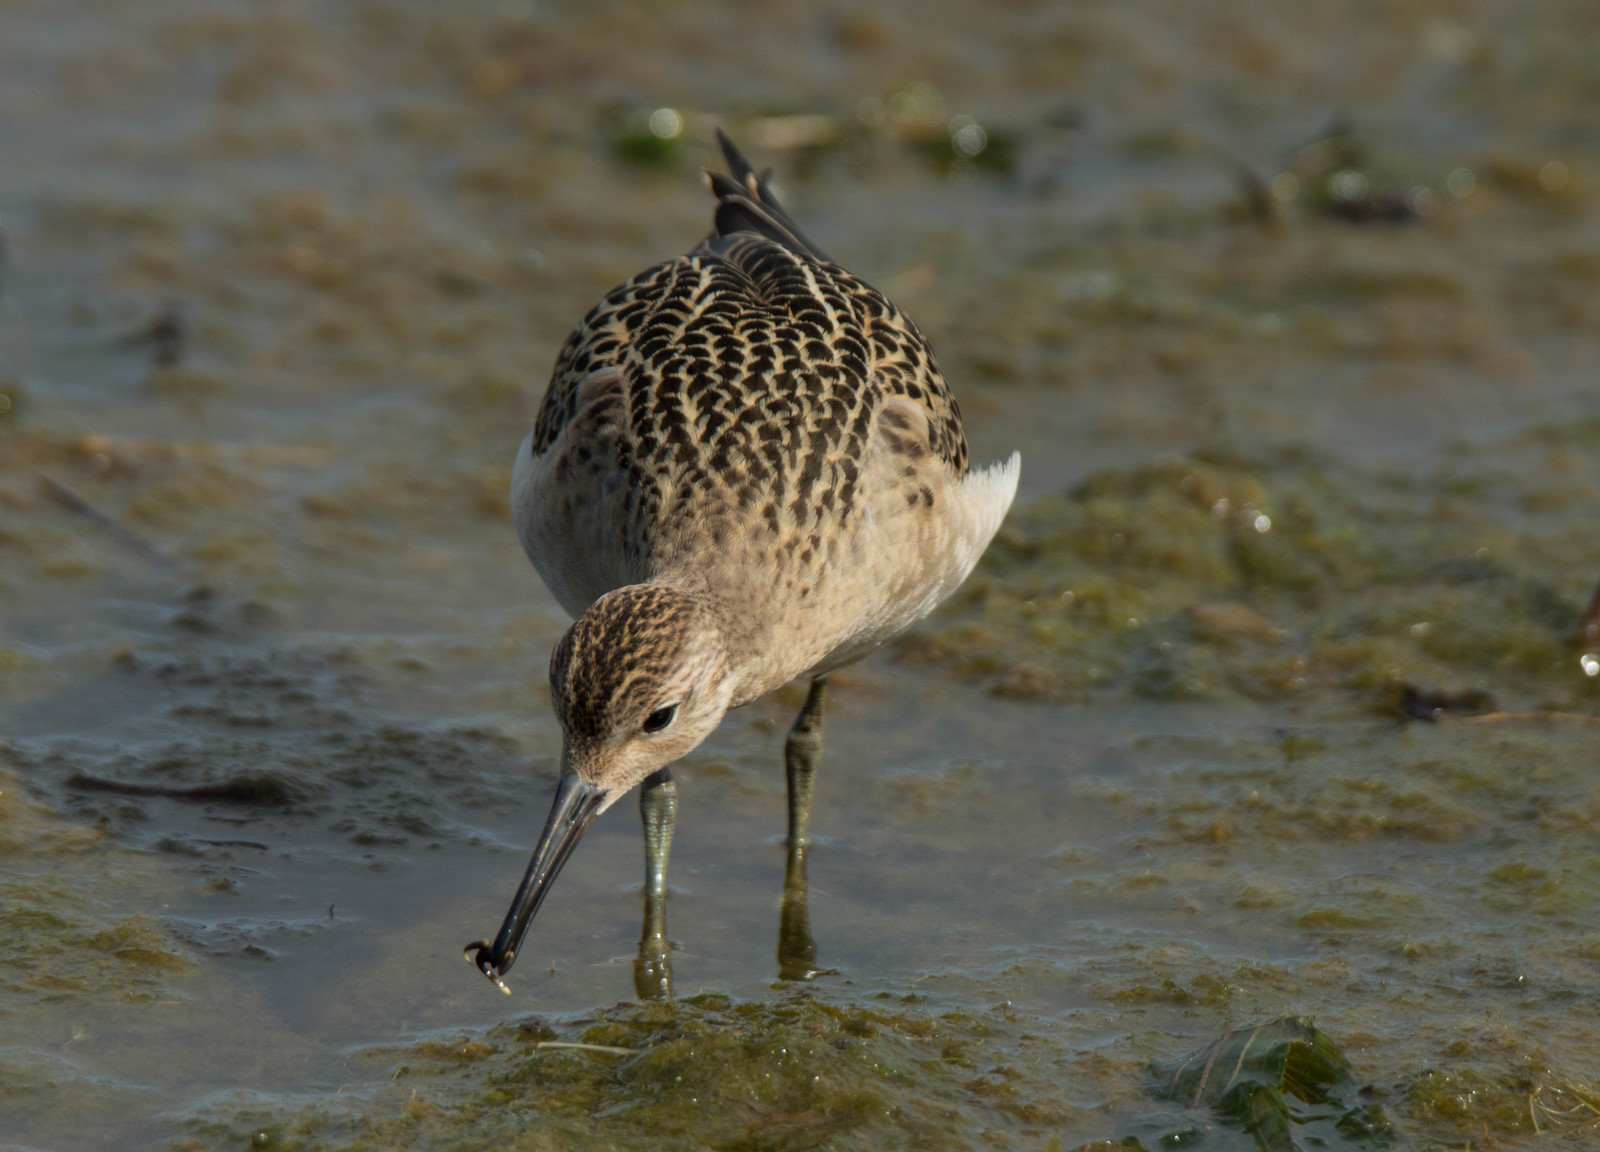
[467, 131, 1019, 994]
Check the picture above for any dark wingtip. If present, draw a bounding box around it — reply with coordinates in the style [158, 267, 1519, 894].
[715, 127, 756, 191]
[704, 128, 829, 263]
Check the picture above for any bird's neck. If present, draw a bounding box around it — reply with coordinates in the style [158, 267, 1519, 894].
[646, 571, 798, 708]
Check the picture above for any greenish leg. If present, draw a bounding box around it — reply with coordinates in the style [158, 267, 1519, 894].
[778, 677, 826, 981]
[634, 766, 676, 1002]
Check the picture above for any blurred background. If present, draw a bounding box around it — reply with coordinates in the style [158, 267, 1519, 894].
[2, 1, 1599, 1149]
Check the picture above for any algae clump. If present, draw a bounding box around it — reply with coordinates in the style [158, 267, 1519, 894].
[907, 441, 1600, 718]
[183, 994, 1072, 1152]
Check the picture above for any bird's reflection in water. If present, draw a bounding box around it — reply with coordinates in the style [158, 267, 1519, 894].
[776, 841, 821, 983]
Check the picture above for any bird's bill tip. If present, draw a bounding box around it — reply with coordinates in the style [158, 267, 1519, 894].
[464, 772, 606, 989]
[463, 940, 513, 993]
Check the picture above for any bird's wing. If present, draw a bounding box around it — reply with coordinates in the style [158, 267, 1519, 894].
[526, 134, 970, 485]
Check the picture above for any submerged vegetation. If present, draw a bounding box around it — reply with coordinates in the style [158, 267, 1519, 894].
[1144, 1017, 1394, 1151]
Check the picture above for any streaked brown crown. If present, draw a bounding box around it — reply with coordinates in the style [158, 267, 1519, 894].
[549, 585, 722, 747]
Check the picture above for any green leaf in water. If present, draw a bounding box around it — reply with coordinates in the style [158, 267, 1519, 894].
[1139, 1016, 1394, 1152]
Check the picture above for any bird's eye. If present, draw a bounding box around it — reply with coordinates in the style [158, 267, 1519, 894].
[642, 704, 678, 733]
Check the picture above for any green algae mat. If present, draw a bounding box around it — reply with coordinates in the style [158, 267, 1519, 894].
[179, 1008, 1394, 1152]
[910, 438, 1600, 715]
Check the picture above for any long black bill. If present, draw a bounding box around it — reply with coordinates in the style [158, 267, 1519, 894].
[465, 772, 605, 993]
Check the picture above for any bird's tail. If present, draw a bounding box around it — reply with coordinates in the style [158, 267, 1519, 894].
[704, 128, 830, 263]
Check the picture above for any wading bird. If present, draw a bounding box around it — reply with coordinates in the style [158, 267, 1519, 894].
[467, 131, 1019, 996]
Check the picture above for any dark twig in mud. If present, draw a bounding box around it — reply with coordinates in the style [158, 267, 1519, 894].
[37, 474, 176, 570]
[1394, 683, 1495, 722]
[190, 837, 270, 850]
[1398, 687, 1600, 728]
[1179, 130, 1276, 224]
[66, 772, 297, 806]
[1322, 189, 1430, 224]
[121, 300, 188, 366]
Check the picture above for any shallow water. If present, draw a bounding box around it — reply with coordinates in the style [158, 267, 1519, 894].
[3, 1, 1600, 1149]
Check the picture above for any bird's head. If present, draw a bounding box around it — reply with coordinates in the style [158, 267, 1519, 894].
[468, 584, 733, 989]
[550, 584, 735, 796]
